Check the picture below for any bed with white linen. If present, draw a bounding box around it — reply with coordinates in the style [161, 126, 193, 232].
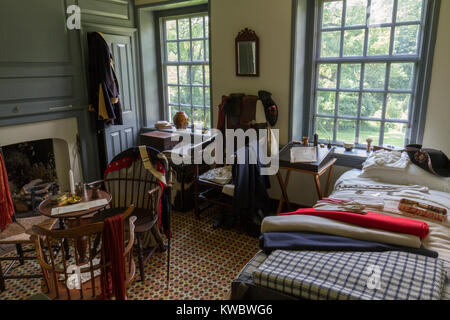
[231, 150, 450, 300]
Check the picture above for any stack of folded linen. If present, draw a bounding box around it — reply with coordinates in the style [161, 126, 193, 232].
[259, 208, 436, 258]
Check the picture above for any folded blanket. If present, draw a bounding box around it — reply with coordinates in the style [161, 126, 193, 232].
[259, 232, 438, 258]
[280, 208, 429, 240]
[261, 215, 422, 248]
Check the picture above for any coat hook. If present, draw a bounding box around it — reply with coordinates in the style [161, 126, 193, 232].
[13, 105, 19, 113]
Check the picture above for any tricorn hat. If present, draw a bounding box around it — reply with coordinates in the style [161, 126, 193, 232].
[405, 144, 450, 177]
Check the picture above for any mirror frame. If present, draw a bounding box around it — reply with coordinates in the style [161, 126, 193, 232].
[235, 28, 259, 77]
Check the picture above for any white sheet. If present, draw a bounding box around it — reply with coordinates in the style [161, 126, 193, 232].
[333, 169, 450, 262]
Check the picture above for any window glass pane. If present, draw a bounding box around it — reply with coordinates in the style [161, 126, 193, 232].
[178, 18, 190, 40]
[322, 1, 343, 28]
[180, 86, 191, 105]
[169, 106, 179, 122]
[389, 63, 414, 90]
[384, 123, 407, 147]
[360, 121, 381, 145]
[364, 63, 386, 89]
[168, 86, 179, 105]
[191, 66, 203, 85]
[338, 92, 359, 116]
[397, 0, 423, 22]
[205, 107, 211, 126]
[369, 0, 394, 25]
[167, 42, 178, 62]
[192, 87, 204, 106]
[166, 20, 177, 40]
[316, 91, 336, 115]
[368, 27, 391, 56]
[192, 40, 204, 61]
[341, 64, 361, 89]
[179, 65, 190, 84]
[193, 108, 205, 127]
[179, 41, 191, 61]
[205, 16, 209, 37]
[343, 29, 365, 57]
[318, 64, 338, 89]
[386, 93, 410, 120]
[205, 39, 209, 60]
[204, 66, 210, 85]
[337, 120, 357, 143]
[345, 0, 367, 26]
[191, 17, 204, 38]
[394, 25, 420, 55]
[316, 117, 334, 141]
[166, 66, 178, 84]
[181, 106, 192, 121]
[361, 93, 384, 118]
[320, 31, 341, 58]
[205, 87, 210, 106]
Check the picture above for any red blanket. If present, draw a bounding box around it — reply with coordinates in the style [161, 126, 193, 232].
[279, 208, 430, 240]
[101, 214, 126, 300]
[0, 154, 14, 231]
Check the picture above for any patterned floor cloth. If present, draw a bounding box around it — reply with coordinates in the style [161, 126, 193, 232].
[0, 209, 259, 300]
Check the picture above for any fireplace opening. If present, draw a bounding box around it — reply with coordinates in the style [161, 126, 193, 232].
[2, 139, 60, 217]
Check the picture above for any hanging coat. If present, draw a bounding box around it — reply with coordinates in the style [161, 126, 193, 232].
[0, 153, 14, 231]
[87, 32, 123, 128]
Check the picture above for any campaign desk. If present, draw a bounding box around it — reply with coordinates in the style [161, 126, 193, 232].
[276, 143, 337, 214]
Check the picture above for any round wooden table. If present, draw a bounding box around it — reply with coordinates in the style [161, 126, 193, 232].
[39, 190, 112, 219]
[38, 190, 112, 264]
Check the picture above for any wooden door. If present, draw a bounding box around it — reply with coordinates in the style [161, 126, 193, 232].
[101, 33, 140, 165]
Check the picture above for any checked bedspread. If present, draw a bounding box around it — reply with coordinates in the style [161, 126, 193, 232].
[252, 250, 448, 300]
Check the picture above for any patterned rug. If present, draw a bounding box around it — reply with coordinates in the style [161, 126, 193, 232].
[0, 208, 259, 300]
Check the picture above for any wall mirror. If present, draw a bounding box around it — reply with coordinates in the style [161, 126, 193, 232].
[235, 28, 259, 77]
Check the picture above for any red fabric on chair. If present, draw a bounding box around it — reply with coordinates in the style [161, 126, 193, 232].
[101, 214, 126, 300]
[0, 153, 14, 231]
[279, 208, 430, 240]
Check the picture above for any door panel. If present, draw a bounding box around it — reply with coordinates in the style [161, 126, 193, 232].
[102, 33, 139, 164]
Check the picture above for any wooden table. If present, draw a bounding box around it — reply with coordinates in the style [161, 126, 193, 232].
[276, 143, 337, 214]
[38, 190, 112, 263]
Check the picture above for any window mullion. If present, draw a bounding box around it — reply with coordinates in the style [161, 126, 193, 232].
[380, 62, 392, 146]
[334, 63, 341, 142]
[189, 17, 193, 122]
[356, 63, 365, 146]
[390, 0, 399, 56]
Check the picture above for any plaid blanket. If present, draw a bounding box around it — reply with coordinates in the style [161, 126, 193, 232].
[252, 250, 448, 300]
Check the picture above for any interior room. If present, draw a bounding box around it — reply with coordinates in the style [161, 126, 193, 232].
[0, 0, 449, 302]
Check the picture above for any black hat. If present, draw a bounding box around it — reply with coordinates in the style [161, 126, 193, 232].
[258, 90, 278, 127]
[405, 145, 450, 177]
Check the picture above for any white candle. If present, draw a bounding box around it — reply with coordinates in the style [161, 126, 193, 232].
[69, 169, 75, 195]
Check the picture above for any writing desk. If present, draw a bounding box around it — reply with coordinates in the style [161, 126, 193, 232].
[276, 143, 337, 214]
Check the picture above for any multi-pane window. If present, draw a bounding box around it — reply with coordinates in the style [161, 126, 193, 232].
[313, 0, 426, 148]
[161, 13, 210, 128]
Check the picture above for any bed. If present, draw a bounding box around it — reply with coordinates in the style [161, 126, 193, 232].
[231, 160, 450, 300]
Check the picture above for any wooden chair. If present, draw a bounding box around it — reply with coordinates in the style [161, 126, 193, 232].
[88, 146, 170, 281]
[0, 214, 57, 292]
[31, 206, 136, 300]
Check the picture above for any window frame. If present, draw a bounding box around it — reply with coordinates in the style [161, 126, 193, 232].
[154, 5, 211, 128]
[300, 0, 441, 149]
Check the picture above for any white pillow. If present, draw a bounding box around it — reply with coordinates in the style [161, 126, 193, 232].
[360, 152, 450, 193]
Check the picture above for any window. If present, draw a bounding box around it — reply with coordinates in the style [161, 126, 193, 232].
[312, 0, 430, 148]
[161, 13, 210, 128]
